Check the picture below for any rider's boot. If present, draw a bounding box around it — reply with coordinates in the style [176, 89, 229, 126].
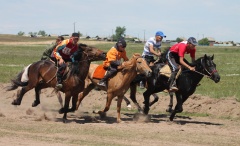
[97, 71, 113, 88]
[56, 70, 63, 90]
[169, 71, 178, 92]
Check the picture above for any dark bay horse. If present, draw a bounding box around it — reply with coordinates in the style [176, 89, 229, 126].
[129, 54, 220, 121]
[6, 44, 106, 123]
[76, 53, 152, 123]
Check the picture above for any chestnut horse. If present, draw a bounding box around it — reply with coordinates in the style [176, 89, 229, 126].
[76, 53, 152, 123]
[6, 44, 106, 123]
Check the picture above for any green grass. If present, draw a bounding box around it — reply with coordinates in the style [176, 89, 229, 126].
[0, 34, 56, 42]
[0, 37, 240, 100]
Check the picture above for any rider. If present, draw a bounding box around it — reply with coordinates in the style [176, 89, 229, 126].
[166, 37, 197, 92]
[53, 32, 80, 90]
[97, 38, 129, 88]
[140, 31, 166, 88]
[41, 36, 64, 60]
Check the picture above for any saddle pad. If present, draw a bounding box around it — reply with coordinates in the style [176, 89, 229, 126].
[92, 64, 107, 79]
[159, 65, 182, 79]
[159, 65, 171, 78]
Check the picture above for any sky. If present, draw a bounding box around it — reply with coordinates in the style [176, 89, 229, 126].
[0, 0, 240, 42]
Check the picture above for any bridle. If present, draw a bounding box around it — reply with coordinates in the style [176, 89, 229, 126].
[195, 58, 218, 78]
[135, 57, 145, 72]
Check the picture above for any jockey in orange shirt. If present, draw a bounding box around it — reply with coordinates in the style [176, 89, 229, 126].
[97, 38, 128, 87]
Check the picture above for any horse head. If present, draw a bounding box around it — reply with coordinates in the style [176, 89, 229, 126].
[133, 53, 152, 77]
[198, 54, 220, 83]
[78, 43, 106, 61]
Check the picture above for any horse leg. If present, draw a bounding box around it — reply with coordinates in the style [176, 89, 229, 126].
[143, 90, 151, 115]
[76, 83, 95, 110]
[129, 84, 142, 112]
[166, 92, 174, 113]
[169, 93, 183, 121]
[57, 92, 63, 108]
[12, 86, 32, 105]
[96, 93, 113, 119]
[149, 93, 159, 107]
[123, 96, 131, 110]
[69, 94, 78, 112]
[62, 93, 71, 123]
[32, 85, 41, 107]
[116, 95, 124, 123]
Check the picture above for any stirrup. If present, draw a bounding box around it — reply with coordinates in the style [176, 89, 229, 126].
[169, 86, 178, 92]
[97, 81, 106, 87]
[139, 81, 145, 89]
[55, 84, 63, 90]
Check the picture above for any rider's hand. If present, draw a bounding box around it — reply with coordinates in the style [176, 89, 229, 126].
[59, 58, 64, 65]
[157, 52, 161, 57]
[189, 66, 195, 71]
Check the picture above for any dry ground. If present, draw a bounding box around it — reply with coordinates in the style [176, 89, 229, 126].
[0, 83, 240, 146]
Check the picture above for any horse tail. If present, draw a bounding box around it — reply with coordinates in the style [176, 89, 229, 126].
[6, 70, 28, 91]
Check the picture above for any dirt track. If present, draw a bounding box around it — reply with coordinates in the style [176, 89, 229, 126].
[0, 83, 240, 146]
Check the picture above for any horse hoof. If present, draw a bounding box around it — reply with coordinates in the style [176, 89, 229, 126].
[68, 108, 76, 113]
[99, 112, 106, 118]
[175, 108, 183, 113]
[63, 118, 68, 123]
[12, 100, 20, 105]
[93, 110, 99, 114]
[32, 100, 40, 107]
[59, 108, 64, 114]
[127, 104, 132, 110]
[166, 108, 173, 113]
[117, 119, 123, 123]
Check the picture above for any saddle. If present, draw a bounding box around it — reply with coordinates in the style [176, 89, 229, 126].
[159, 64, 182, 79]
[92, 64, 107, 79]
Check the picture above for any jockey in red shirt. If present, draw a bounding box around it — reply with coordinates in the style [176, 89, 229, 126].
[53, 32, 80, 90]
[166, 37, 197, 92]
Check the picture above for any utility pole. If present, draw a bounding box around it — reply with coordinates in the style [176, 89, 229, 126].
[111, 29, 113, 41]
[73, 22, 76, 32]
[143, 29, 145, 43]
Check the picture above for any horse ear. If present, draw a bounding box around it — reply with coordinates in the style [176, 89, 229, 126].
[211, 54, 214, 60]
[204, 54, 207, 59]
[133, 53, 141, 58]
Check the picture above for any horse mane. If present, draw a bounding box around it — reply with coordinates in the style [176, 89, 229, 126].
[160, 47, 170, 63]
[68, 43, 90, 77]
[118, 53, 141, 73]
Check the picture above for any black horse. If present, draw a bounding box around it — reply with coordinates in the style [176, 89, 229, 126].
[130, 53, 220, 121]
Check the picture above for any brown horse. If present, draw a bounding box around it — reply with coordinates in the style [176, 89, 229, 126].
[76, 53, 152, 123]
[6, 44, 106, 123]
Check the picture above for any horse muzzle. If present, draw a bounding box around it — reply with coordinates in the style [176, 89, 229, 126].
[99, 52, 107, 60]
[214, 75, 220, 83]
[145, 70, 152, 78]
[212, 73, 220, 83]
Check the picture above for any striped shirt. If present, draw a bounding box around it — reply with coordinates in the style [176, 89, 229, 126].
[142, 37, 162, 56]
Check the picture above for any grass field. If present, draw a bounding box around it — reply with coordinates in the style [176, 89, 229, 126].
[0, 34, 239, 100]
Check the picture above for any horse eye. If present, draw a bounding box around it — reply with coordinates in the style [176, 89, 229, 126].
[207, 61, 211, 66]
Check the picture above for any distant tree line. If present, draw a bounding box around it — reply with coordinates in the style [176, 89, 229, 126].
[17, 28, 210, 46]
[17, 30, 48, 37]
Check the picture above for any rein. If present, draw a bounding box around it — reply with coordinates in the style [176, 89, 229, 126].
[45, 51, 89, 83]
[194, 58, 218, 78]
[77, 51, 90, 63]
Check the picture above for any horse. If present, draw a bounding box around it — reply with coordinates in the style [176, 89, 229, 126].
[6, 44, 106, 123]
[129, 54, 220, 121]
[76, 53, 152, 123]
